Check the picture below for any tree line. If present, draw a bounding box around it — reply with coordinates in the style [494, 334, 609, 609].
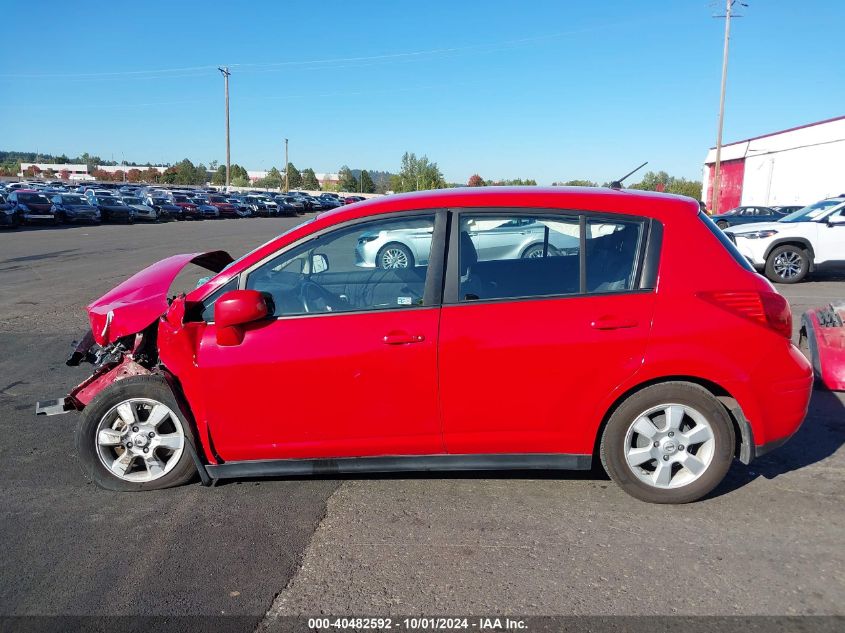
[3, 148, 703, 199]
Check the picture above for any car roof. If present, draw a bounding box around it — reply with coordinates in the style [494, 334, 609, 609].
[319, 186, 698, 222]
[199, 186, 698, 292]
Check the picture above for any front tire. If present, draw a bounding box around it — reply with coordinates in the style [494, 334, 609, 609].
[765, 244, 809, 284]
[716, 220, 729, 229]
[377, 243, 414, 269]
[600, 382, 735, 504]
[76, 375, 197, 491]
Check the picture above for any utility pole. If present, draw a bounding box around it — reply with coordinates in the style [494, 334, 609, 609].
[218, 67, 231, 191]
[711, 0, 745, 214]
[284, 138, 289, 193]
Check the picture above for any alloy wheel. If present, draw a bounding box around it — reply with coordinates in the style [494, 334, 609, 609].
[623, 403, 716, 489]
[380, 248, 409, 269]
[95, 398, 185, 482]
[773, 251, 803, 280]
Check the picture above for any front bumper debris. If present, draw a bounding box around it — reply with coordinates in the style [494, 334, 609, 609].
[35, 398, 72, 416]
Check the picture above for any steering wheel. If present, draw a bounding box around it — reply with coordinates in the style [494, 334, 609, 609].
[298, 280, 344, 313]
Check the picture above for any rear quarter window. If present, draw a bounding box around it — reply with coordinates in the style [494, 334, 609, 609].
[698, 212, 756, 272]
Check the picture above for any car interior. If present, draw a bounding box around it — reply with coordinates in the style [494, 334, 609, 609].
[459, 221, 642, 300]
[231, 215, 644, 318]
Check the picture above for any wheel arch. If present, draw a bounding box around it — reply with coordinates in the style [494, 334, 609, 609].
[763, 238, 815, 268]
[591, 375, 756, 466]
[520, 241, 553, 258]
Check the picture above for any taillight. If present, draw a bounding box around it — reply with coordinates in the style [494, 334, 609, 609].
[698, 290, 792, 339]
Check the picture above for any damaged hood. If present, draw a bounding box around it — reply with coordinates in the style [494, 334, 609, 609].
[88, 251, 233, 345]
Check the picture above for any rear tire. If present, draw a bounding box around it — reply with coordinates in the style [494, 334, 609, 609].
[765, 244, 809, 284]
[600, 382, 735, 504]
[522, 243, 560, 258]
[76, 375, 197, 491]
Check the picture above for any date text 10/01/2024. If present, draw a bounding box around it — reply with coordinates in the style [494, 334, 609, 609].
[307, 617, 528, 630]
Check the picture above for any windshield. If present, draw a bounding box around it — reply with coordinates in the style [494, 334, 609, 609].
[779, 199, 842, 223]
[98, 197, 124, 205]
[20, 193, 50, 204]
[122, 197, 142, 205]
[152, 198, 169, 205]
[62, 195, 88, 205]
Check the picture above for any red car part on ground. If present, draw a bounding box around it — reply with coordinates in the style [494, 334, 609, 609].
[801, 302, 845, 391]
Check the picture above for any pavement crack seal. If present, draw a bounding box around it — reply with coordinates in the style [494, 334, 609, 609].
[255, 481, 344, 632]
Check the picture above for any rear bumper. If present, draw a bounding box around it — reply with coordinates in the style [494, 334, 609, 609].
[743, 344, 813, 452]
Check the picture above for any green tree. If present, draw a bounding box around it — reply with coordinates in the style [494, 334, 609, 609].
[232, 175, 250, 187]
[392, 152, 446, 192]
[553, 179, 598, 187]
[212, 165, 226, 185]
[255, 167, 284, 189]
[630, 170, 702, 200]
[488, 178, 537, 186]
[212, 163, 249, 186]
[359, 169, 375, 193]
[286, 163, 302, 190]
[338, 165, 358, 192]
[158, 159, 207, 185]
[231, 164, 249, 182]
[301, 168, 320, 190]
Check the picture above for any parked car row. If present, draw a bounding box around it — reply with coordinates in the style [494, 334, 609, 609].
[0, 183, 361, 228]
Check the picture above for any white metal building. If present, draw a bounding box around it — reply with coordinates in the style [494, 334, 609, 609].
[702, 115, 845, 212]
[19, 163, 90, 180]
[94, 165, 166, 175]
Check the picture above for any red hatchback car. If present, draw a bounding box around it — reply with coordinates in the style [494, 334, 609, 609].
[38, 188, 812, 503]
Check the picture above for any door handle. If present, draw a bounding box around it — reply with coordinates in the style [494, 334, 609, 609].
[591, 317, 639, 330]
[383, 332, 425, 345]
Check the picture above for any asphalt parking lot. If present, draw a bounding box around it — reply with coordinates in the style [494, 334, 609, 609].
[0, 218, 843, 626]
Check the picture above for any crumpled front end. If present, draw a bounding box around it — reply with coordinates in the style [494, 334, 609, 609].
[88, 250, 232, 346]
[36, 250, 232, 416]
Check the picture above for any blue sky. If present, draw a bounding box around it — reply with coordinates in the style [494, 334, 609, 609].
[1, 0, 842, 185]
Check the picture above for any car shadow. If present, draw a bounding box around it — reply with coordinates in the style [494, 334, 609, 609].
[710, 386, 845, 498]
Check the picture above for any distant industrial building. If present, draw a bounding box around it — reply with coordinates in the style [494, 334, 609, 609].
[18, 163, 90, 180]
[703, 115, 845, 213]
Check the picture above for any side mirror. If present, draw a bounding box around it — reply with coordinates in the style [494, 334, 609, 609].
[214, 289, 271, 346]
[311, 253, 329, 274]
[827, 214, 845, 226]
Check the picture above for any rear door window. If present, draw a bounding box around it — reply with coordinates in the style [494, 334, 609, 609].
[457, 214, 581, 301]
[453, 212, 647, 302]
[585, 218, 645, 292]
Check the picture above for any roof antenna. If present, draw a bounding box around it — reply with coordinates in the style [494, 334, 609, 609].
[609, 161, 648, 190]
